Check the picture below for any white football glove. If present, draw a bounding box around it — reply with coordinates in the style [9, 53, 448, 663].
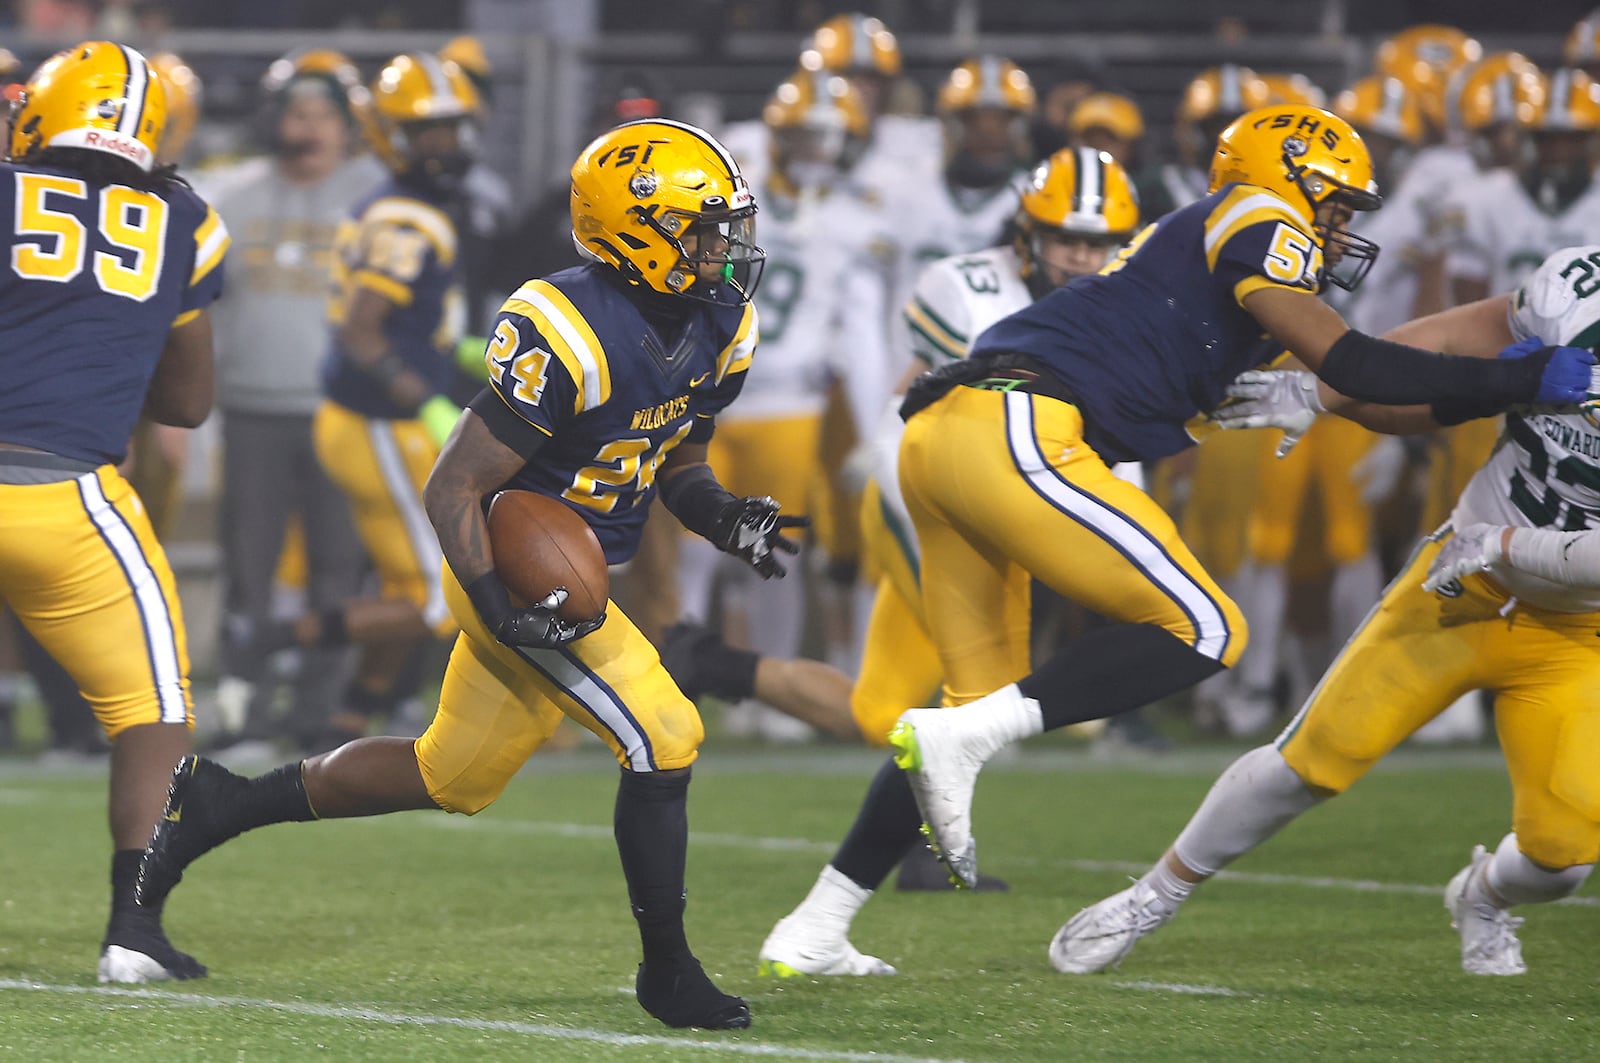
[1350, 435, 1406, 505]
[1422, 523, 1506, 593]
[1208, 370, 1325, 457]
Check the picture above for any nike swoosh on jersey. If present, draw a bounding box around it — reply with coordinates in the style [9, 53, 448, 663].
[690, 372, 711, 388]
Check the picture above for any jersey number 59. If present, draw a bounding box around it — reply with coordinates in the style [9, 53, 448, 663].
[10, 173, 167, 302]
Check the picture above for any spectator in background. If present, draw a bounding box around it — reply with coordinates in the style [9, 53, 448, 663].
[200, 50, 376, 752]
[1029, 60, 1105, 159]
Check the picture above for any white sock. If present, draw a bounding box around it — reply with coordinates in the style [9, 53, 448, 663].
[1172, 744, 1323, 874]
[1140, 859, 1196, 913]
[788, 864, 872, 936]
[1475, 832, 1593, 909]
[1236, 563, 1288, 695]
[1329, 553, 1382, 643]
[949, 684, 1044, 759]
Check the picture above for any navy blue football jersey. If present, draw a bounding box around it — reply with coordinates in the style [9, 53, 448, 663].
[482, 265, 758, 563]
[323, 180, 465, 418]
[0, 161, 228, 464]
[971, 182, 1316, 463]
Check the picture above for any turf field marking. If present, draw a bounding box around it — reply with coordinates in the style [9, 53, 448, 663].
[0, 980, 971, 1063]
[1111, 980, 1253, 997]
[415, 817, 1600, 908]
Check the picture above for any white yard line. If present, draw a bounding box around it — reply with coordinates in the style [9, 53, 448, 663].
[411, 817, 1600, 908]
[1110, 980, 1253, 997]
[0, 980, 970, 1063]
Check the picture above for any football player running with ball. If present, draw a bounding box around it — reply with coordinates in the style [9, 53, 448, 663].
[758, 103, 1597, 973]
[140, 120, 801, 1030]
[1054, 244, 1600, 978]
[0, 43, 230, 982]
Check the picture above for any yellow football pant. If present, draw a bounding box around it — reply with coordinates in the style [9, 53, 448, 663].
[851, 477, 942, 742]
[900, 387, 1245, 706]
[314, 400, 455, 637]
[416, 566, 702, 815]
[1249, 415, 1380, 565]
[1182, 429, 1273, 579]
[1420, 418, 1502, 533]
[1279, 537, 1600, 869]
[706, 413, 821, 518]
[0, 466, 191, 738]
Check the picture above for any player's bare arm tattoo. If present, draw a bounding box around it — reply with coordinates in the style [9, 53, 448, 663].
[424, 412, 527, 586]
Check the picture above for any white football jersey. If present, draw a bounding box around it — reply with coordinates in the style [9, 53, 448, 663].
[1453, 244, 1600, 612]
[1385, 142, 1476, 256]
[1324, 195, 1428, 335]
[726, 181, 893, 422]
[1446, 169, 1600, 293]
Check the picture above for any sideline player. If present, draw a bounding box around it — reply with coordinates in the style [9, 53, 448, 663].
[0, 42, 229, 981]
[140, 119, 800, 1030]
[1053, 244, 1600, 977]
[755, 103, 1595, 975]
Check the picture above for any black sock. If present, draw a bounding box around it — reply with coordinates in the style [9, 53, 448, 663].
[829, 756, 923, 891]
[110, 849, 154, 923]
[239, 761, 319, 829]
[317, 607, 349, 648]
[701, 643, 759, 701]
[1017, 622, 1224, 732]
[615, 767, 692, 963]
[343, 680, 400, 720]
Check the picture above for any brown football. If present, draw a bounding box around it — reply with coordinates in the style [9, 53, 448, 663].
[486, 490, 609, 622]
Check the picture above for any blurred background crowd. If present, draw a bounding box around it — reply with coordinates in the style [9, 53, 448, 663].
[1, 0, 1596, 764]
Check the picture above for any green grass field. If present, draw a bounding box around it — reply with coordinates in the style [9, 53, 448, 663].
[2, 741, 1596, 1061]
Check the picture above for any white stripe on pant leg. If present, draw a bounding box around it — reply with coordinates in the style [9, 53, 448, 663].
[77, 472, 187, 723]
[515, 646, 654, 770]
[366, 421, 449, 629]
[1003, 392, 1231, 660]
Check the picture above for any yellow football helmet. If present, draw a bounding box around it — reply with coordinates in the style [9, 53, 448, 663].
[440, 35, 491, 106]
[1015, 146, 1140, 292]
[763, 68, 870, 188]
[1332, 76, 1424, 145]
[936, 56, 1037, 116]
[1176, 65, 1272, 161]
[1211, 105, 1381, 290]
[367, 52, 480, 180]
[1067, 92, 1145, 141]
[10, 41, 168, 173]
[148, 52, 200, 166]
[1261, 73, 1327, 109]
[1447, 53, 1544, 133]
[1533, 68, 1600, 132]
[800, 14, 901, 78]
[1377, 25, 1483, 133]
[262, 48, 370, 131]
[570, 119, 765, 304]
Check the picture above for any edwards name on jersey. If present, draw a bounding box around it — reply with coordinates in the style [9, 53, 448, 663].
[971, 182, 1310, 464]
[483, 264, 757, 564]
[0, 161, 228, 464]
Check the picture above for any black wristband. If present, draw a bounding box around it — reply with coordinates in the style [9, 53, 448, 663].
[1319, 329, 1543, 407]
[658, 463, 737, 542]
[464, 570, 513, 634]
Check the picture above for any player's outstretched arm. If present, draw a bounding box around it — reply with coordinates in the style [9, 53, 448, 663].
[1244, 286, 1593, 410]
[144, 311, 215, 428]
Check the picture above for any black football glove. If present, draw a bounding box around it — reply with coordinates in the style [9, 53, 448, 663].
[711, 496, 808, 579]
[466, 574, 605, 650]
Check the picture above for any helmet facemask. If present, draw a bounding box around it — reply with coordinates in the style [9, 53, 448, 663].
[1283, 136, 1382, 291]
[643, 203, 766, 305]
[393, 115, 477, 196]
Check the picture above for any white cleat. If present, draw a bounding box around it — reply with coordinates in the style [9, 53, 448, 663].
[889, 709, 984, 889]
[756, 916, 897, 978]
[1445, 845, 1527, 976]
[1049, 880, 1174, 974]
[97, 945, 180, 984]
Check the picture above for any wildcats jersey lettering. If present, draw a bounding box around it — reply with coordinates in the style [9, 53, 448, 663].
[970, 182, 1304, 463]
[0, 161, 228, 464]
[323, 181, 465, 419]
[484, 264, 757, 564]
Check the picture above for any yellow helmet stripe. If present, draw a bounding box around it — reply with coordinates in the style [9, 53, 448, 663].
[116, 44, 151, 138]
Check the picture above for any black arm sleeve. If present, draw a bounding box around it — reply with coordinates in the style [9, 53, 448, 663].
[1317, 329, 1547, 408]
[468, 386, 550, 460]
[658, 463, 736, 544]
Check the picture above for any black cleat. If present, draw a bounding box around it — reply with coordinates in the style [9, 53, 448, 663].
[99, 915, 207, 983]
[137, 756, 244, 908]
[895, 843, 1009, 892]
[635, 956, 752, 1030]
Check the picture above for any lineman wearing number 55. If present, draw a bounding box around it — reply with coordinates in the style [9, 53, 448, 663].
[0, 42, 230, 982]
[141, 119, 801, 1030]
[1053, 244, 1600, 978]
[780, 101, 1595, 969]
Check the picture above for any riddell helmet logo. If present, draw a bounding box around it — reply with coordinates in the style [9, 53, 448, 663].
[84, 130, 145, 161]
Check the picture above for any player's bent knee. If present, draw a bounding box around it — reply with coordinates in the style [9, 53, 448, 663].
[99, 699, 192, 741]
[1512, 825, 1600, 876]
[1278, 733, 1364, 797]
[420, 767, 508, 816]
